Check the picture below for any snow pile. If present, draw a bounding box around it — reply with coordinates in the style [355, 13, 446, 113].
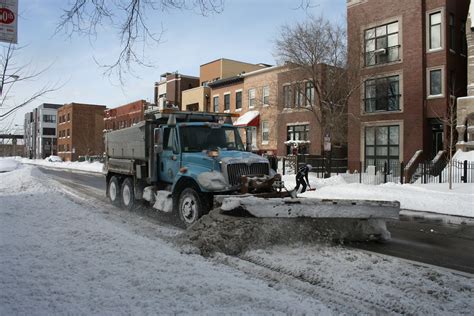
[14, 157, 104, 173]
[152, 190, 173, 213]
[453, 149, 474, 162]
[181, 208, 391, 256]
[282, 174, 474, 218]
[0, 163, 48, 195]
[0, 158, 20, 173]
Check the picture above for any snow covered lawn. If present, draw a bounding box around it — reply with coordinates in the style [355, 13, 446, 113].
[5, 156, 104, 173]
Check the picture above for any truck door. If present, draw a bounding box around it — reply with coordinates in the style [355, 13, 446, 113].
[159, 127, 180, 184]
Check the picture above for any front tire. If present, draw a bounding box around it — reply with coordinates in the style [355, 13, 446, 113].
[178, 188, 205, 227]
[108, 176, 121, 206]
[121, 177, 136, 211]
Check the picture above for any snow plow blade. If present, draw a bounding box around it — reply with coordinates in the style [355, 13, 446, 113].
[218, 196, 400, 220]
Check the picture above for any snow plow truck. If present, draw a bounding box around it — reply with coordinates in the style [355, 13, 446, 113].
[104, 109, 399, 240]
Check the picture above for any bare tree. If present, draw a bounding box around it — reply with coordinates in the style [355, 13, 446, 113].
[274, 15, 360, 152]
[56, 0, 224, 82]
[0, 44, 58, 121]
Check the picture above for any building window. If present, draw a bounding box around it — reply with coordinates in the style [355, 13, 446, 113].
[283, 85, 292, 108]
[262, 86, 270, 105]
[67, 113, 70, 121]
[429, 69, 443, 97]
[43, 115, 56, 123]
[305, 81, 314, 106]
[43, 128, 55, 136]
[66, 144, 69, 152]
[295, 83, 304, 107]
[67, 129, 70, 137]
[365, 125, 399, 166]
[460, 20, 467, 55]
[262, 121, 269, 144]
[213, 96, 219, 112]
[449, 14, 455, 51]
[429, 12, 442, 50]
[365, 21, 399, 66]
[224, 94, 230, 111]
[286, 124, 309, 155]
[364, 75, 400, 113]
[235, 91, 242, 110]
[248, 88, 256, 108]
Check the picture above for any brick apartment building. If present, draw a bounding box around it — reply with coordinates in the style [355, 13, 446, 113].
[57, 103, 106, 161]
[182, 58, 269, 112]
[154, 72, 199, 109]
[347, 0, 469, 171]
[104, 100, 149, 131]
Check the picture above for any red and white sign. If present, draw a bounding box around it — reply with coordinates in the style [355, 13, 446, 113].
[0, 0, 18, 44]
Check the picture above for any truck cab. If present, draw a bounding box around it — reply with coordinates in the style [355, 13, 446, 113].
[105, 110, 276, 226]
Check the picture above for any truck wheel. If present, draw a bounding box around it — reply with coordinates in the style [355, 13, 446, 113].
[178, 188, 205, 227]
[121, 177, 136, 211]
[108, 176, 121, 206]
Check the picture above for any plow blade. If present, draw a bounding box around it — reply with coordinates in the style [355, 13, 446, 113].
[219, 196, 400, 220]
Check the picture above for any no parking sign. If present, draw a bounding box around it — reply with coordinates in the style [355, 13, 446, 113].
[0, 0, 18, 44]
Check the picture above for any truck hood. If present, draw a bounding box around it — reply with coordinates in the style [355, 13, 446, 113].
[218, 151, 269, 165]
[181, 150, 269, 173]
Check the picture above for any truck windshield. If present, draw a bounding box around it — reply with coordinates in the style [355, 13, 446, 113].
[179, 125, 245, 152]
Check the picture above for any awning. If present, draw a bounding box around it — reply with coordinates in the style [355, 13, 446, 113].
[233, 110, 260, 127]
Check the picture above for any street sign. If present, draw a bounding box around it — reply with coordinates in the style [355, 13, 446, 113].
[0, 0, 18, 44]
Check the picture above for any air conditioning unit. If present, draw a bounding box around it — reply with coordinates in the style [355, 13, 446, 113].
[374, 48, 387, 55]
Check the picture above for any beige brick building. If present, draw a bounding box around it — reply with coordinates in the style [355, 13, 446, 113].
[182, 58, 268, 112]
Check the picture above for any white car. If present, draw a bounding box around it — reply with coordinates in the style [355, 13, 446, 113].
[46, 155, 63, 162]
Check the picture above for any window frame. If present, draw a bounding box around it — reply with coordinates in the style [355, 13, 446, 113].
[248, 88, 256, 109]
[449, 13, 455, 52]
[363, 75, 401, 113]
[235, 90, 242, 111]
[223, 93, 230, 112]
[427, 66, 445, 99]
[364, 125, 400, 167]
[364, 20, 400, 66]
[305, 81, 315, 107]
[261, 120, 269, 144]
[262, 86, 270, 106]
[213, 95, 219, 113]
[426, 8, 445, 53]
[283, 84, 292, 108]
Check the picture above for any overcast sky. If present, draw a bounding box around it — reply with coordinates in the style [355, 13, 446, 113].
[0, 0, 346, 133]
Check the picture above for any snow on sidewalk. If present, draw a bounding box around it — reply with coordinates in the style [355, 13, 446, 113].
[0, 163, 329, 315]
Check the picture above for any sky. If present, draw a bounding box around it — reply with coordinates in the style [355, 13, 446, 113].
[0, 0, 346, 134]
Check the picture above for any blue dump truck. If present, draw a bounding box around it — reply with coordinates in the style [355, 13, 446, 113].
[104, 109, 280, 226]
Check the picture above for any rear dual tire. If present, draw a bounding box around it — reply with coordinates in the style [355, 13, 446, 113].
[108, 176, 136, 211]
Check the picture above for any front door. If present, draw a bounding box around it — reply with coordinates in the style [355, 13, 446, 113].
[431, 123, 443, 159]
[159, 127, 180, 184]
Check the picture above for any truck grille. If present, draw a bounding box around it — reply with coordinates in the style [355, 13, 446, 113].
[227, 163, 269, 186]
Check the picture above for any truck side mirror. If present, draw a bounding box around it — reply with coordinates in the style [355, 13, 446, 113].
[154, 128, 163, 153]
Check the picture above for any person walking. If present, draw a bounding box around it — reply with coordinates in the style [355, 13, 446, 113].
[295, 164, 312, 193]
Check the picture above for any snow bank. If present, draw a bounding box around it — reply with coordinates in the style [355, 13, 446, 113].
[0, 158, 20, 173]
[453, 149, 474, 162]
[13, 157, 104, 173]
[282, 174, 474, 218]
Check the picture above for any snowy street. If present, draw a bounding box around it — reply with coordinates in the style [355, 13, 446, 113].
[1, 160, 473, 314]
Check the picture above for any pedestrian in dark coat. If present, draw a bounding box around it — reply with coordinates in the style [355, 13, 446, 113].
[295, 164, 312, 193]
